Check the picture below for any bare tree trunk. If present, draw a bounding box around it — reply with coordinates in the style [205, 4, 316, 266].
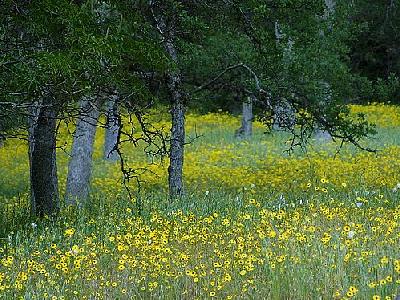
[274, 21, 296, 131]
[168, 88, 185, 199]
[165, 43, 185, 199]
[315, 0, 336, 142]
[324, 0, 335, 19]
[315, 82, 333, 142]
[235, 96, 253, 138]
[315, 127, 332, 141]
[153, 9, 186, 199]
[28, 100, 59, 217]
[103, 94, 119, 161]
[65, 98, 100, 206]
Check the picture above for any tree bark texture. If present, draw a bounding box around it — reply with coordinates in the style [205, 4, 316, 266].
[65, 98, 100, 206]
[274, 21, 296, 131]
[324, 0, 335, 18]
[103, 95, 119, 161]
[168, 86, 185, 199]
[166, 51, 185, 198]
[315, 0, 336, 141]
[28, 100, 59, 217]
[156, 13, 186, 199]
[235, 96, 253, 138]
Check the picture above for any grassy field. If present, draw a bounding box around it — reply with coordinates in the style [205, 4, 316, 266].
[0, 104, 400, 299]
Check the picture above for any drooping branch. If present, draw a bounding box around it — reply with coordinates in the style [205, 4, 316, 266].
[112, 105, 169, 214]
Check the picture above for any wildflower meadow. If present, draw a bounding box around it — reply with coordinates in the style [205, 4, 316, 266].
[0, 104, 400, 299]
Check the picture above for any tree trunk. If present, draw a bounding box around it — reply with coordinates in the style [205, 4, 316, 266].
[315, 128, 332, 141]
[165, 40, 185, 198]
[28, 100, 59, 217]
[324, 0, 335, 19]
[103, 94, 120, 161]
[315, 0, 336, 141]
[168, 89, 185, 199]
[273, 99, 296, 130]
[274, 21, 296, 131]
[155, 12, 186, 199]
[315, 82, 333, 142]
[65, 98, 100, 206]
[235, 96, 253, 138]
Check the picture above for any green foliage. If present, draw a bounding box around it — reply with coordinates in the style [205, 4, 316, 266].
[349, 0, 400, 102]
[373, 75, 400, 103]
[0, 0, 168, 111]
[0, 0, 382, 145]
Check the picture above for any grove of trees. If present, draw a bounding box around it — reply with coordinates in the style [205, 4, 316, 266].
[0, 0, 398, 217]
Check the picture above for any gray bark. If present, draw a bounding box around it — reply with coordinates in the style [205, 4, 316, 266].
[154, 11, 185, 199]
[315, 0, 336, 141]
[274, 21, 296, 130]
[168, 89, 185, 199]
[235, 96, 253, 138]
[103, 95, 120, 161]
[324, 0, 335, 18]
[315, 81, 333, 142]
[274, 21, 284, 44]
[65, 98, 100, 206]
[28, 100, 59, 217]
[166, 45, 185, 199]
[315, 128, 332, 141]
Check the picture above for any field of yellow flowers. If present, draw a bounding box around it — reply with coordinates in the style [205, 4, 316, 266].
[0, 103, 400, 299]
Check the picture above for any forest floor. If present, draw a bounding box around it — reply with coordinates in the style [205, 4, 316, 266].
[0, 104, 400, 299]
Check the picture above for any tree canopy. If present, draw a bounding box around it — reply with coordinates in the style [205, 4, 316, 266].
[0, 0, 394, 213]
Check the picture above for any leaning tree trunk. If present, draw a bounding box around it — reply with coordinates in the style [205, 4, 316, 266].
[103, 94, 120, 161]
[235, 96, 253, 138]
[28, 100, 59, 217]
[65, 98, 100, 206]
